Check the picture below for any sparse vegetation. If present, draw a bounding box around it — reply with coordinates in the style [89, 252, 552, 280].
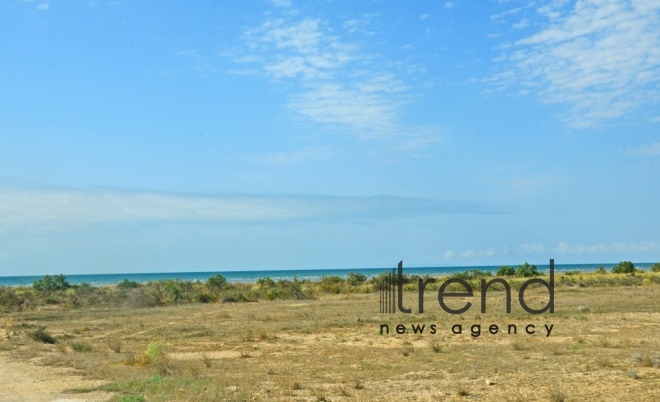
[1, 269, 659, 400]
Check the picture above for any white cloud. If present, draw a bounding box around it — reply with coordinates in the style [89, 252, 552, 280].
[625, 142, 660, 156]
[343, 15, 376, 36]
[246, 146, 333, 165]
[271, 0, 291, 7]
[445, 2, 456, 10]
[493, 0, 660, 127]
[460, 248, 498, 258]
[36, 2, 49, 11]
[234, 14, 441, 148]
[0, 189, 489, 230]
[419, 14, 431, 20]
[443, 250, 455, 259]
[512, 19, 530, 29]
[553, 241, 660, 254]
[519, 243, 547, 253]
[0, 251, 8, 261]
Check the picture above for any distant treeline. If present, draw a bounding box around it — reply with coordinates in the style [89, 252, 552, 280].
[0, 261, 658, 312]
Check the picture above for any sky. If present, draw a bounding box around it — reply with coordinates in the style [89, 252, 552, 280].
[0, 0, 659, 276]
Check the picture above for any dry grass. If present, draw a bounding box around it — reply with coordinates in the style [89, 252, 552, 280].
[0, 277, 659, 401]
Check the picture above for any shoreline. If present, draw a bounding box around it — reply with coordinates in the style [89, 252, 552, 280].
[2, 262, 656, 287]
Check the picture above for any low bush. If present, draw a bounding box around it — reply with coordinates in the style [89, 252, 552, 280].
[612, 261, 635, 274]
[496, 266, 515, 276]
[30, 327, 57, 344]
[516, 262, 540, 277]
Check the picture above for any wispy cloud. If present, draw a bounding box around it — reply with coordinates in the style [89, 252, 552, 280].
[519, 243, 547, 253]
[492, 0, 660, 127]
[0, 189, 491, 230]
[271, 0, 292, 7]
[245, 146, 334, 165]
[625, 142, 660, 157]
[232, 11, 441, 149]
[553, 240, 660, 254]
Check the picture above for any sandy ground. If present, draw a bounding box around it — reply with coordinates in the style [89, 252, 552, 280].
[0, 352, 113, 402]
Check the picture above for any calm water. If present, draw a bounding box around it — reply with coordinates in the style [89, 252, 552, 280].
[1, 262, 653, 287]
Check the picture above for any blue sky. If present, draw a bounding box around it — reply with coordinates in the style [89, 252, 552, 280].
[1, 0, 658, 275]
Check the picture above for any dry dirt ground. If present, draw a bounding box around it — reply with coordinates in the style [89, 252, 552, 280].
[1, 283, 659, 401]
[0, 351, 113, 402]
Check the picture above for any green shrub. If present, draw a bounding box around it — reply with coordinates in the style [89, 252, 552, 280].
[347, 272, 367, 286]
[257, 277, 275, 287]
[596, 265, 607, 274]
[194, 292, 213, 303]
[206, 274, 227, 290]
[612, 261, 635, 274]
[33, 274, 71, 291]
[650, 263, 660, 273]
[496, 266, 515, 276]
[266, 288, 286, 300]
[163, 280, 182, 303]
[71, 341, 94, 352]
[452, 270, 492, 280]
[516, 262, 540, 277]
[117, 279, 141, 289]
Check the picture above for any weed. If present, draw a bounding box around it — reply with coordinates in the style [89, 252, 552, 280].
[29, 327, 56, 344]
[548, 386, 567, 402]
[429, 341, 442, 353]
[121, 396, 145, 402]
[456, 386, 470, 397]
[70, 341, 93, 353]
[200, 352, 213, 368]
[107, 338, 122, 353]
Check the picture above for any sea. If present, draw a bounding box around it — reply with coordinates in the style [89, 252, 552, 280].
[0, 262, 654, 287]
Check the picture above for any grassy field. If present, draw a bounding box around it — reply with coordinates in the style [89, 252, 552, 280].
[1, 272, 659, 401]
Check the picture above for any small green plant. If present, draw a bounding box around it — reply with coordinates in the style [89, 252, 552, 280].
[29, 327, 57, 344]
[650, 263, 660, 272]
[71, 341, 93, 353]
[138, 340, 165, 366]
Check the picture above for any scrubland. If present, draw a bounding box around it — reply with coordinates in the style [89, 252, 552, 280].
[0, 270, 659, 401]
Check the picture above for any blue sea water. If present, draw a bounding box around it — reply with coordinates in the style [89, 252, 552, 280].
[0, 262, 654, 287]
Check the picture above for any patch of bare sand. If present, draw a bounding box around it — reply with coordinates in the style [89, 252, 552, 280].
[0, 352, 113, 402]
